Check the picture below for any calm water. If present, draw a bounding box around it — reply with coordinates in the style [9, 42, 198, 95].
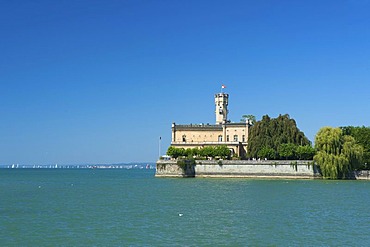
[1, 169, 369, 246]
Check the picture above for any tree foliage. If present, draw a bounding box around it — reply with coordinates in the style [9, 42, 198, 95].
[247, 114, 311, 159]
[314, 127, 363, 179]
[166, 146, 185, 158]
[166, 146, 231, 160]
[257, 146, 277, 160]
[241, 114, 256, 125]
[340, 126, 370, 169]
[278, 143, 297, 160]
[296, 145, 316, 160]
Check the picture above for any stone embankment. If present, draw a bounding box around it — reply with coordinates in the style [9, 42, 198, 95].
[156, 160, 320, 179]
[354, 170, 370, 180]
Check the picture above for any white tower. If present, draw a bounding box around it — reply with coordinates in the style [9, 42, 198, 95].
[215, 93, 229, 124]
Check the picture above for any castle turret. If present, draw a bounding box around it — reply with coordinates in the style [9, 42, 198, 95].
[215, 93, 229, 124]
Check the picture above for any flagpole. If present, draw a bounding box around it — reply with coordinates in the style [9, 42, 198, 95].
[221, 84, 226, 94]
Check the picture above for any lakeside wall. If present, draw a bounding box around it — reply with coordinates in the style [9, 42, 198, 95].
[354, 170, 370, 180]
[156, 160, 320, 179]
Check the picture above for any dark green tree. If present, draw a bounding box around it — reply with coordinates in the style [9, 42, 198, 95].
[340, 126, 370, 169]
[247, 114, 311, 159]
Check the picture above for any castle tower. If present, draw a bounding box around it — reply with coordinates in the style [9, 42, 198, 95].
[215, 93, 229, 124]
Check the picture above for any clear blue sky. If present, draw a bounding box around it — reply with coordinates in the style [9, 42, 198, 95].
[1, 0, 370, 165]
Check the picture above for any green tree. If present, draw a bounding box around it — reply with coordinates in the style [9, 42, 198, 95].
[184, 147, 199, 157]
[247, 114, 311, 159]
[166, 146, 185, 159]
[314, 127, 363, 179]
[192, 147, 200, 157]
[296, 145, 316, 160]
[257, 146, 277, 160]
[278, 143, 297, 160]
[214, 145, 231, 159]
[240, 114, 256, 125]
[199, 146, 216, 158]
[341, 126, 370, 169]
[167, 146, 231, 160]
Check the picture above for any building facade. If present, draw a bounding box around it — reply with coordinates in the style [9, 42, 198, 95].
[170, 92, 249, 158]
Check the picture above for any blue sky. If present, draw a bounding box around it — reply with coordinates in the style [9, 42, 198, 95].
[1, 0, 370, 165]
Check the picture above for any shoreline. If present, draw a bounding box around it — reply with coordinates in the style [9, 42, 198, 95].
[156, 160, 370, 180]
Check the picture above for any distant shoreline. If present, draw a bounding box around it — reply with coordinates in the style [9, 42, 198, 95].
[0, 163, 156, 169]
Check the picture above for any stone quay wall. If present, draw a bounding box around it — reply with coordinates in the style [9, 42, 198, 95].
[354, 170, 370, 180]
[156, 160, 319, 179]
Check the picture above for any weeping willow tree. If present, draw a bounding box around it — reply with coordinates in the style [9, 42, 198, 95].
[314, 127, 363, 179]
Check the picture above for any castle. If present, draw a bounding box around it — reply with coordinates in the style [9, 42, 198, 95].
[158, 89, 319, 179]
[170, 90, 250, 158]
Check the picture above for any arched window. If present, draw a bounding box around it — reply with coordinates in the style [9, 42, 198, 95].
[182, 135, 186, 142]
[218, 135, 223, 142]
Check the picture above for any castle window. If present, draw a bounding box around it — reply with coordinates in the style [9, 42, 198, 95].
[242, 135, 245, 142]
[233, 135, 238, 142]
[226, 135, 229, 142]
[182, 135, 186, 142]
[218, 135, 223, 142]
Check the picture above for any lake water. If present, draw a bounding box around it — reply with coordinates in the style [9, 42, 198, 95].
[1, 169, 369, 246]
